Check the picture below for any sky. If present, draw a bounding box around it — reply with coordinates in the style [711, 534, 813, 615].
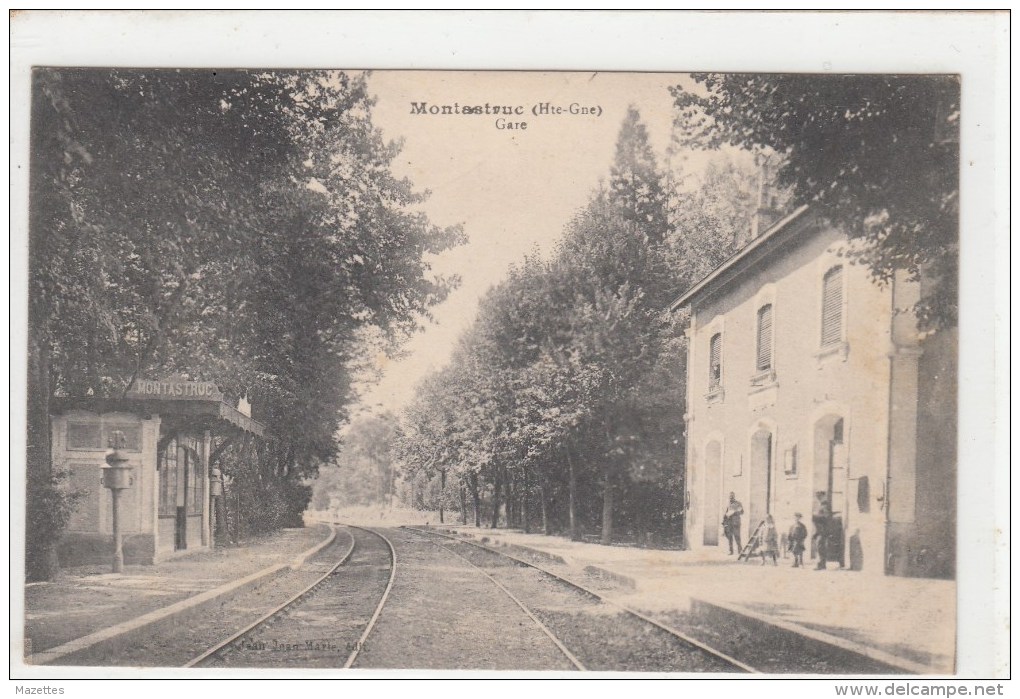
[354, 71, 697, 416]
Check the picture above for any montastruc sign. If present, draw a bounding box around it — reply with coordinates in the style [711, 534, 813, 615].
[126, 378, 223, 401]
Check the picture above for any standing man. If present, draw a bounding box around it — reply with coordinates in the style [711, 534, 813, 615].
[812, 490, 831, 570]
[722, 492, 744, 555]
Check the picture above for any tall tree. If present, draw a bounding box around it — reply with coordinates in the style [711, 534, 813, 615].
[554, 193, 672, 544]
[609, 107, 670, 244]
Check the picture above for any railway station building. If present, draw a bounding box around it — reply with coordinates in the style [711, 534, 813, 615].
[49, 378, 266, 566]
[671, 206, 957, 578]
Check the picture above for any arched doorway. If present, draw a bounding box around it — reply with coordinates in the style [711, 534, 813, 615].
[748, 428, 773, 537]
[703, 441, 722, 545]
[813, 415, 847, 566]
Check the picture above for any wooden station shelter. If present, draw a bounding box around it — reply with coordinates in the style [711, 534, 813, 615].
[49, 378, 265, 566]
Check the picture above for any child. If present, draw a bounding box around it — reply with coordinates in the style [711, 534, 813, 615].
[788, 512, 808, 568]
[760, 514, 779, 566]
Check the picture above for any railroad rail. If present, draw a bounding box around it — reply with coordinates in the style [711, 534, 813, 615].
[414, 530, 587, 670]
[185, 524, 395, 668]
[341, 525, 396, 668]
[406, 526, 757, 674]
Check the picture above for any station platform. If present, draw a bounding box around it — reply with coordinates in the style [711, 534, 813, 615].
[427, 523, 956, 675]
[20, 524, 332, 663]
[19, 516, 956, 675]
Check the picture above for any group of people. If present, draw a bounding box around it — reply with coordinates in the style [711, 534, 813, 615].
[721, 491, 839, 569]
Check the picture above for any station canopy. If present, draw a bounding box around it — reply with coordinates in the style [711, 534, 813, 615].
[51, 378, 266, 439]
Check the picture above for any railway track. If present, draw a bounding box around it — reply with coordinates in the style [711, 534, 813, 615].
[415, 532, 587, 670]
[185, 522, 756, 671]
[41, 518, 905, 672]
[406, 526, 756, 673]
[187, 524, 394, 669]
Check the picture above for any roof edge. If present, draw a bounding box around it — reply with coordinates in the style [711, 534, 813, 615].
[668, 205, 813, 312]
[50, 396, 267, 437]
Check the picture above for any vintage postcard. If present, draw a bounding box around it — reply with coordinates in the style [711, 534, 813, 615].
[9, 10, 1008, 688]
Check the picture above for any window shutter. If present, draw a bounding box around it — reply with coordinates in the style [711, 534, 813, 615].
[821, 266, 843, 346]
[756, 304, 773, 371]
[709, 333, 722, 388]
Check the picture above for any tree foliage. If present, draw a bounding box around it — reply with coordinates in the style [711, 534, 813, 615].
[670, 73, 959, 329]
[664, 151, 791, 293]
[610, 106, 670, 244]
[313, 413, 399, 510]
[27, 69, 462, 579]
[389, 104, 805, 545]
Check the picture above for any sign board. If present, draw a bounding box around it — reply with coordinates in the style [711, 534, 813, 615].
[125, 378, 224, 402]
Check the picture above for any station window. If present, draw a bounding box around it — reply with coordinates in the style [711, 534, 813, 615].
[709, 332, 723, 389]
[756, 304, 774, 372]
[67, 423, 102, 450]
[66, 420, 142, 451]
[821, 265, 844, 347]
[187, 447, 204, 515]
[158, 437, 178, 517]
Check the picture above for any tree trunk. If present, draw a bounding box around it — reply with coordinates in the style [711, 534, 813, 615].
[26, 333, 59, 581]
[387, 462, 395, 509]
[566, 447, 579, 541]
[439, 469, 446, 524]
[522, 468, 530, 534]
[235, 488, 242, 540]
[490, 472, 501, 529]
[470, 472, 481, 527]
[504, 478, 511, 527]
[539, 483, 551, 535]
[215, 494, 228, 545]
[459, 481, 467, 525]
[505, 470, 515, 528]
[601, 460, 614, 546]
[414, 475, 424, 510]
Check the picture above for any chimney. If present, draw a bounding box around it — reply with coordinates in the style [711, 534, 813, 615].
[749, 158, 782, 240]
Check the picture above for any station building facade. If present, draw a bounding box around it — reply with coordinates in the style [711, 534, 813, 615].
[672, 207, 956, 578]
[49, 378, 265, 566]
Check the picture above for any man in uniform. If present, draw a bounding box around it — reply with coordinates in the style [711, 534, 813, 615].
[812, 490, 831, 570]
[722, 492, 744, 555]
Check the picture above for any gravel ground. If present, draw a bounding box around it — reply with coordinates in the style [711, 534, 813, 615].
[206, 526, 390, 669]
[434, 524, 954, 674]
[50, 528, 355, 667]
[434, 533, 898, 673]
[25, 525, 329, 655]
[412, 531, 742, 673]
[351, 528, 577, 671]
[646, 609, 902, 675]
